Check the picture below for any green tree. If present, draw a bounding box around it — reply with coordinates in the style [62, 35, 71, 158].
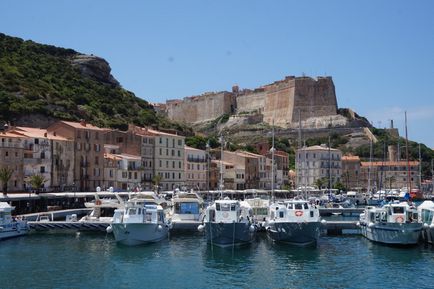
[314, 177, 328, 189]
[0, 167, 14, 194]
[333, 181, 346, 192]
[152, 175, 163, 193]
[29, 174, 47, 194]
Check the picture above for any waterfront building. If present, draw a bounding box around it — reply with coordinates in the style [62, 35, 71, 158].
[296, 145, 342, 188]
[149, 129, 185, 191]
[359, 160, 420, 191]
[273, 150, 290, 189]
[0, 132, 25, 192]
[222, 151, 260, 190]
[47, 121, 107, 191]
[209, 160, 237, 190]
[342, 155, 361, 190]
[184, 146, 207, 190]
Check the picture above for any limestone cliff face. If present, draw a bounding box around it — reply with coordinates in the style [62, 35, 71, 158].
[71, 54, 120, 87]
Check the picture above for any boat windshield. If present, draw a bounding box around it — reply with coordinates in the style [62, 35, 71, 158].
[176, 202, 199, 214]
[128, 208, 137, 215]
[393, 207, 405, 214]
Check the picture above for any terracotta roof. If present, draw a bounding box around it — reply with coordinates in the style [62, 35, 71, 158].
[60, 121, 108, 131]
[298, 145, 340, 152]
[274, 150, 289, 157]
[185, 146, 205, 152]
[360, 161, 420, 167]
[0, 131, 26, 139]
[236, 151, 263, 158]
[14, 127, 69, 141]
[342, 155, 360, 161]
[147, 128, 181, 137]
[212, 160, 234, 166]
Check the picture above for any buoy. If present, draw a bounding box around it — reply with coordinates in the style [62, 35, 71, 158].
[321, 219, 327, 225]
[157, 225, 163, 231]
[356, 222, 360, 227]
[197, 224, 205, 232]
[106, 225, 113, 233]
[249, 225, 255, 232]
[430, 224, 434, 229]
[368, 222, 374, 228]
[423, 223, 429, 229]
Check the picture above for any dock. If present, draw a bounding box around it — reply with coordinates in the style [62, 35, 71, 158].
[19, 208, 93, 221]
[321, 220, 359, 235]
[319, 208, 364, 216]
[29, 221, 110, 232]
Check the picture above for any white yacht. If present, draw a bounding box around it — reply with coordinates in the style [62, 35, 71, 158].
[199, 199, 256, 248]
[358, 202, 422, 245]
[417, 200, 434, 244]
[266, 199, 321, 246]
[81, 194, 123, 223]
[168, 191, 204, 232]
[0, 202, 29, 240]
[110, 192, 170, 246]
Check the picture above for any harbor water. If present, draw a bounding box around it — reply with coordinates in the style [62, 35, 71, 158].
[1, 232, 433, 289]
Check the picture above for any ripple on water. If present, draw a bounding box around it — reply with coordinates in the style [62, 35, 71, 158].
[0, 233, 433, 289]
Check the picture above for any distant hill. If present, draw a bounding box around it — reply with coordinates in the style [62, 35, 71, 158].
[0, 33, 185, 131]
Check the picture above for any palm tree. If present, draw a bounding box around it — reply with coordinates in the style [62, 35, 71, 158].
[29, 174, 47, 194]
[152, 175, 163, 193]
[0, 167, 14, 194]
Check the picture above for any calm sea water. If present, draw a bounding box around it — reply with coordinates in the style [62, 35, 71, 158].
[0, 231, 433, 289]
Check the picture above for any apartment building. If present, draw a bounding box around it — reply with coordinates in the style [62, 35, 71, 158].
[296, 145, 342, 188]
[185, 146, 207, 190]
[342, 155, 361, 190]
[149, 129, 185, 191]
[47, 121, 107, 191]
[0, 132, 24, 192]
[359, 160, 420, 191]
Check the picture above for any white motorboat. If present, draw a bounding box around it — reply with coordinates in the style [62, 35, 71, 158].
[199, 198, 256, 248]
[0, 202, 29, 240]
[245, 197, 270, 231]
[266, 199, 321, 246]
[417, 200, 434, 244]
[110, 192, 170, 246]
[81, 194, 123, 224]
[358, 202, 422, 245]
[168, 191, 204, 232]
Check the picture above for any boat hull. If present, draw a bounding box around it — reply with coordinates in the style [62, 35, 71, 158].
[112, 223, 168, 246]
[267, 221, 321, 246]
[421, 227, 434, 244]
[0, 222, 29, 240]
[360, 223, 422, 245]
[171, 220, 202, 232]
[205, 222, 254, 248]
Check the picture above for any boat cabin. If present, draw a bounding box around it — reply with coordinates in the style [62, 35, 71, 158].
[114, 204, 165, 224]
[418, 201, 434, 226]
[269, 200, 319, 222]
[206, 200, 252, 223]
[364, 202, 418, 224]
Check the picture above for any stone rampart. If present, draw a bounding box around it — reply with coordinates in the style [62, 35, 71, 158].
[164, 75, 338, 127]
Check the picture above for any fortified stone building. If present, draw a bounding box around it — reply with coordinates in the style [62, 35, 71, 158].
[164, 76, 338, 128]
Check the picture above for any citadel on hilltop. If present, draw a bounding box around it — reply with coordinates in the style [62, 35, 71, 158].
[162, 76, 339, 128]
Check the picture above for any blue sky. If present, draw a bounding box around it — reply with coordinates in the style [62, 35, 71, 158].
[1, 1, 433, 147]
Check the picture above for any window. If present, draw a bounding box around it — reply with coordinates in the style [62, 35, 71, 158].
[95, 156, 99, 165]
[178, 139, 182, 146]
[34, 138, 39, 144]
[5, 151, 8, 157]
[172, 139, 175, 148]
[40, 166, 45, 173]
[178, 150, 181, 157]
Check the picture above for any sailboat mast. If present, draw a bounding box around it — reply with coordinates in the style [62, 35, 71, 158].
[219, 134, 224, 199]
[405, 111, 411, 192]
[271, 119, 275, 203]
[368, 138, 372, 194]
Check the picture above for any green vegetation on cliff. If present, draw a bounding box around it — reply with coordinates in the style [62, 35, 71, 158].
[0, 33, 184, 131]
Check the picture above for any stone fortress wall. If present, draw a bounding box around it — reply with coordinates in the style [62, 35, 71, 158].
[164, 75, 338, 128]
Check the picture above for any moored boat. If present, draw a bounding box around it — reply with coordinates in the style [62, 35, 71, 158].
[110, 192, 170, 246]
[0, 202, 29, 240]
[417, 200, 434, 244]
[168, 190, 204, 232]
[266, 199, 321, 246]
[358, 202, 422, 245]
[199, 199, 256, 248]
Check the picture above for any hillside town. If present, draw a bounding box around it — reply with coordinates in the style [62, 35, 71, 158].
[0, 120, 424, 194]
